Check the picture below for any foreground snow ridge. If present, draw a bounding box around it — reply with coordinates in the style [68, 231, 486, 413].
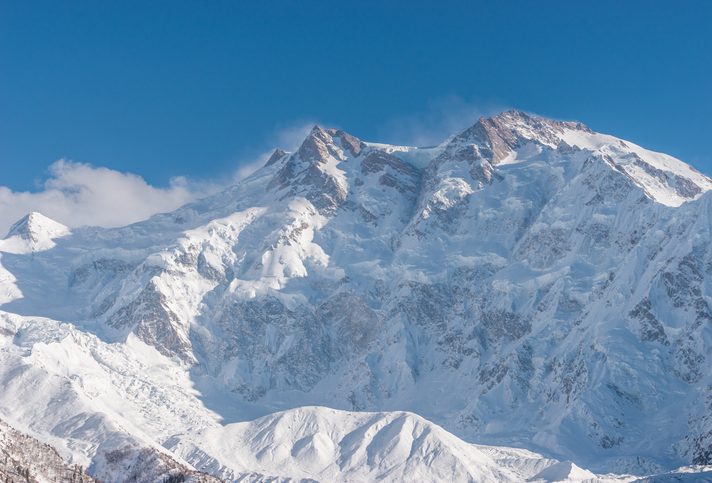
[1, 110, 712, 482]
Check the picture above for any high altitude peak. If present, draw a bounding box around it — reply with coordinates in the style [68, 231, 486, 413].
[441, 109, 711, 206]
[308, 123, 327, 136]
[487, 108, 533, 122]
[490, 109, 592, 133]
[488, 108, 535, 123]
[444, 109, 594, 164]
[296, 125, 335, 163]
[267, 124, 361, 214]
[297, 124, 364, 162]
[303, 124, 340, 143]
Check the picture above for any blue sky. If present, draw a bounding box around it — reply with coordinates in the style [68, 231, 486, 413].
[1, 0, 711, 194]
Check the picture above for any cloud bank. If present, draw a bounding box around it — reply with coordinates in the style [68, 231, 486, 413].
[0, 160, 210, 235]
[0, 122, 317, 236]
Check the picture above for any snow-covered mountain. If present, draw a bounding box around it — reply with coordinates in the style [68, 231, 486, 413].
[1, 110, 711, 481]
[0, 212, 69, 254]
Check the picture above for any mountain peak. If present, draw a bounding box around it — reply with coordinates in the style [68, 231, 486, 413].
[264, 148, 289, 167]
[1, 212, 69, 253]
[6, 212, 68, 239]
[470, 110, 592, 150]
[424, 109, 712, 207]
[267, 126, 362, 214]
[489, 109, 592, 134]
[529, 461, 596, 482]
[296, 125, 364, 163]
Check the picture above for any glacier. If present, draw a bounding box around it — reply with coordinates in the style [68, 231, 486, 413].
[1, 110, 711, 482]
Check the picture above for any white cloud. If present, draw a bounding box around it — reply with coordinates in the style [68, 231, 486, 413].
[0, 121, 318, 236]
[0, 160, 209, 235]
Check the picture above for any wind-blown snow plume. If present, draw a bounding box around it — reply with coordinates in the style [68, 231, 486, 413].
[378, 96, 505, 146]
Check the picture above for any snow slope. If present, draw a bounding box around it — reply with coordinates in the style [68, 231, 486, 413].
[0, 309, 613, 482]
[0, 110, 711, 481]
[169, 407, 540, 482]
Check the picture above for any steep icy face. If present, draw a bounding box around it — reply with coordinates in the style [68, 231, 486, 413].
[369, 146, 709, 471]
[0, 110, 711, 478]
[561, 137, 712, 207]
[428, 109, 712, 207]
[407, 111, 596, 242]
[554, 121, 712, 207]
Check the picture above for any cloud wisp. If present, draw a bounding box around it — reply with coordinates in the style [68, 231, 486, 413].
[229, 121, 315, 183]
[0, 160, 209, 235]
[376, 96, 506, 147]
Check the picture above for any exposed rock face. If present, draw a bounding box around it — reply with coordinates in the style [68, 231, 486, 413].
[2, 110, 712, 478]
[0, 417, 216, 483]
[0, 417, 95, 483]
[265, 148, 289, 167]
[268, 126, 361, 214]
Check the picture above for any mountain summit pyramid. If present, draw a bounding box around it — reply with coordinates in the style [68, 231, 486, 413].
[0, 211, 70, 253]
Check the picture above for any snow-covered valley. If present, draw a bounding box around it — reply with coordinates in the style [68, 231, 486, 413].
[1, 110, 711, 482]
